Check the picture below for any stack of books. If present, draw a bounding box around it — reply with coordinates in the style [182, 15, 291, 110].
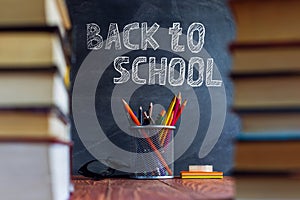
[180, 165, 223, 179]
[229, 0, 300, 199]
[0, 0, 72, 199]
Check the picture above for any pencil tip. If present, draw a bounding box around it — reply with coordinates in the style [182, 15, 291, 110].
[177, 92, 182, 101]
[183, 99, 187, 105]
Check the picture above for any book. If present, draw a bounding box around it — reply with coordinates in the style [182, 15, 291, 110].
[0, 0, 71, 36]
[180, 170, 223, 179]
[180, 171, 223, 176]
[0, 29, 67, 77]
[229, 0, 300, 43]
[235, 172, 300, 199]
[0, 0, 72, 199]
[0, 107, 69, 141]
[0, 139, 71, 200]
[232, 74, 300, 109]
[230, 42, 300, 75]
[236, 109, 300, 136]
[229, 1, 300, 198]
[235, 140, 300, 172]
[0, 69, 69, 115]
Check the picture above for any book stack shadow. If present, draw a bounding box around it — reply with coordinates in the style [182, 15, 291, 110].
[229, 0, 300, 199]
[0, 0, 72, 199]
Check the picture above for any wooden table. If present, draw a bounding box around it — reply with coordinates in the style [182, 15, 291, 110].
[71, 176, 234, 200]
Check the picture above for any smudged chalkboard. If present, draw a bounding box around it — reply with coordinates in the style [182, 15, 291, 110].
[67, 0, 239, 175]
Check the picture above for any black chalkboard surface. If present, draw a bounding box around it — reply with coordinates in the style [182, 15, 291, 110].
[67, 0, 239, 176]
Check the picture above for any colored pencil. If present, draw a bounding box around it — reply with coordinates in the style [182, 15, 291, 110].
[177, 92, 182, 105]
[173, 99, 187, 124]
[138, 106, 143, 124]
[143, 111, 150, 125]
[155, 109, 166, 125]
[148, 102, 153, 118]
[122, 99, 140, 125]
[163, 96, 176, 125]
[160, 111, 174, 146]
[171, 97, 180, 126]
[121, 99, 172, 175]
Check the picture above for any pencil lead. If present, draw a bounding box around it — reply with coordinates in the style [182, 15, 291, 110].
[177, 92, 182, 104]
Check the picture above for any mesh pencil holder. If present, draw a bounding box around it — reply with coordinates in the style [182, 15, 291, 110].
[130, 125, 175, 179]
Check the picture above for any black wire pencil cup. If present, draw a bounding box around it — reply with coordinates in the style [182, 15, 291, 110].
[130, 125, 175, 179]
[122, 93, 187, 179]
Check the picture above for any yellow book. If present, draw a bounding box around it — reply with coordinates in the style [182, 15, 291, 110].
[181, 175, 223, 179]
[180, 171, 223, 176]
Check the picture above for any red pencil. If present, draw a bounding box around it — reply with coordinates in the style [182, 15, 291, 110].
[171, 97, 180, 126]
[174, 99, 187, 124]
[121, 99, 172, 175]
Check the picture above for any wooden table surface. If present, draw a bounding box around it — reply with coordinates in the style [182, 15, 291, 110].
[71, 176, 234, 200]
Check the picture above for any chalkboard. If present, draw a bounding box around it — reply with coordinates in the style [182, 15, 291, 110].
[67, 0, 239, 176]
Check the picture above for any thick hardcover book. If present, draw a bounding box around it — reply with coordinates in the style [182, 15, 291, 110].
[0, 138, 72, 200]
[230, 0, 300, 43]
[230, 42, 300, 75]
[234, 108, 300, 135]
[0, 107, 70, 141]
[0, 68, 69, 115]
[235, 139, 300, 172]
[231, 73, 300, 109]
[0, 0, 71, 36]
[0, 28, 68, 77]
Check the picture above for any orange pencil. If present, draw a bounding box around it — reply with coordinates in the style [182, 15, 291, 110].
[122, 99, 141, 125]
[121, 99, 172, 175]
